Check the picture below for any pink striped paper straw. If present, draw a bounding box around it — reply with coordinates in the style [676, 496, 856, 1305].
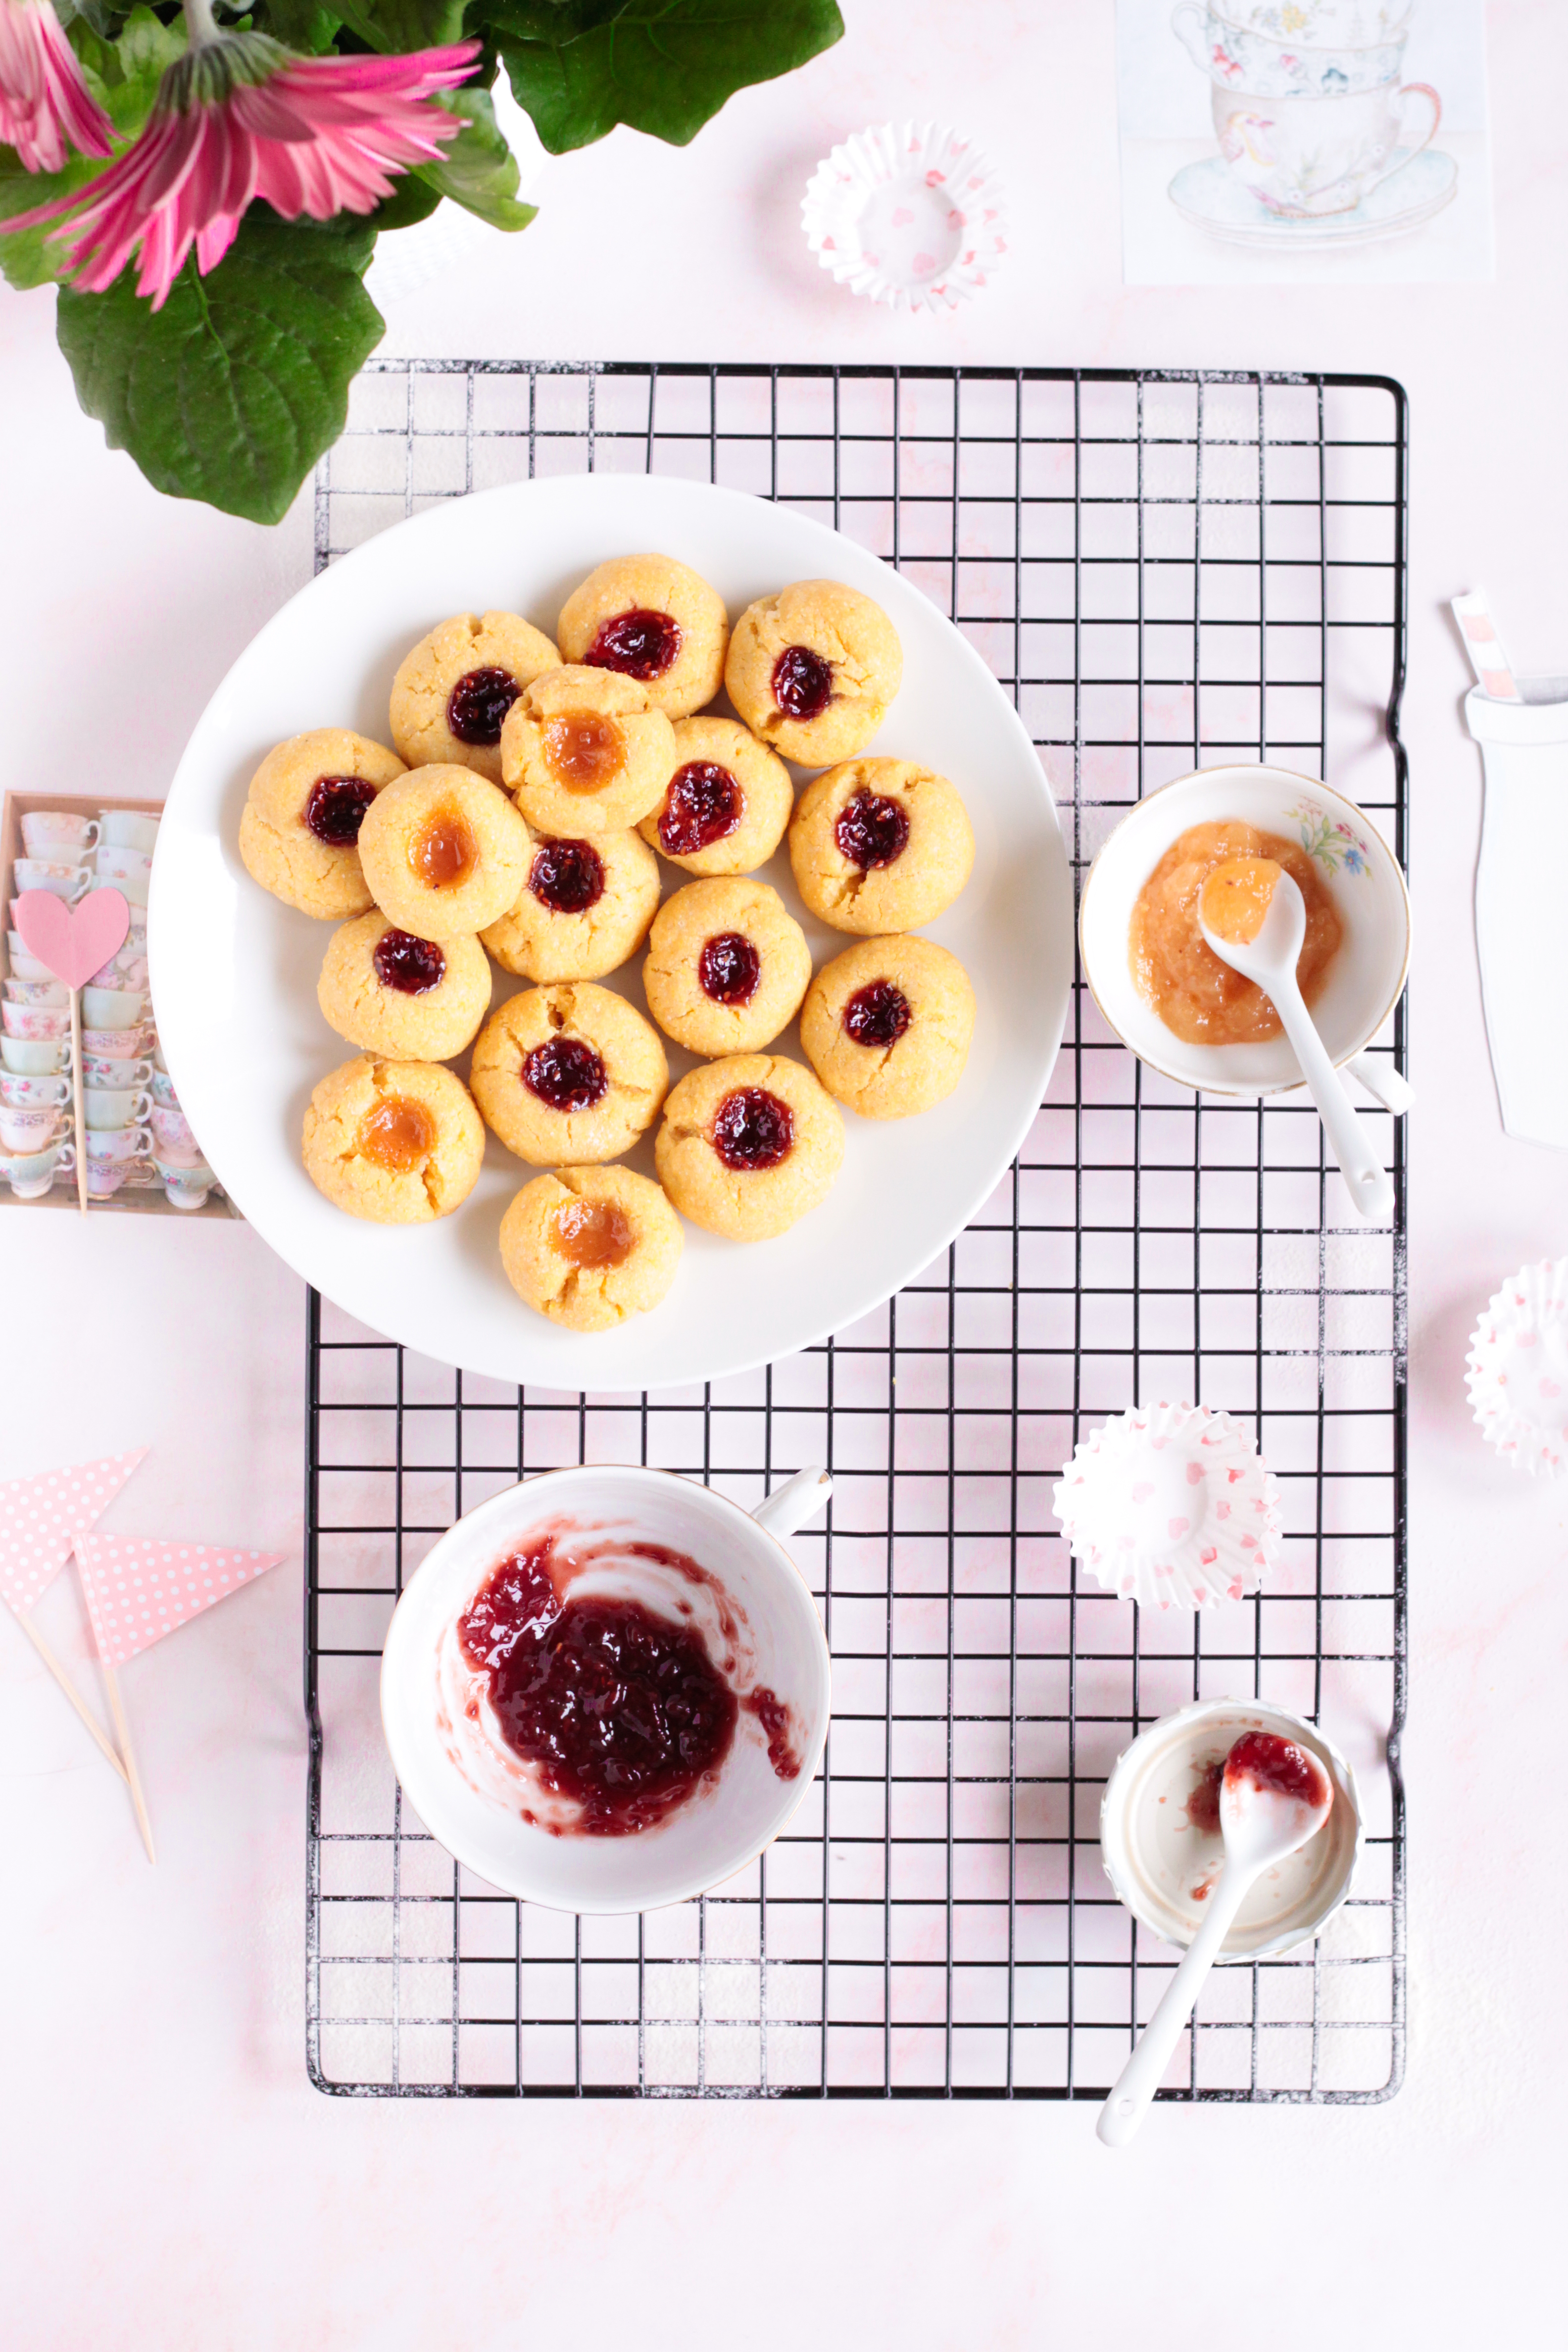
[1452, 588, 1522, 702]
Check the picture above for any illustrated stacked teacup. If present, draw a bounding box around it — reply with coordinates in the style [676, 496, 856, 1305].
[1172, 0, 1440, 219]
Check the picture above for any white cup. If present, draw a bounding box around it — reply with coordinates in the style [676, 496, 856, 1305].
[99, 812, 161, 853]
[2, 1002, 69, 1042]
[0, 1138, 73, 1198]
[154, 1155, 214, 1209]
[380, 1465, 833, 1913]
[84, 1054, 153, 1089]
[149, 1069, 181, 1109]
[85, 1087, 153, 1131]
[0, 1036, 69, 1075]
[21, 811, 100, 858]
[95, 846, 153, 905]
[81, 987, 147, 1031]
[82, 1026, 153, 1058]
[0, 1105, 62, 1153]
[4, 979, 69, 1008]
[84, 1123, 153, 1165]
[149, 1103, 197, 1157]
[5, 941, 55, 982]
[0, 1070, 70, 1108]
[12, 861, 90, 902]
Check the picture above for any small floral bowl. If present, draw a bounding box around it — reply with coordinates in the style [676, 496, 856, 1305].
[1078, 763, 1411, 1097]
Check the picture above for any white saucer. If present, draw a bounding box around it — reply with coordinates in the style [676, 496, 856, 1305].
[1169, 148, 1457, 250]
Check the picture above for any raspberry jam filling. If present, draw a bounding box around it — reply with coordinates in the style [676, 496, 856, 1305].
[698, 932, 761, 1006]
[447, 666, 520, 746]
[409, 807, 477, 889]
[843, 979, 911, 1047]
[835, 789, 909, 871]
[659, 761, 742, 856]
[357, 1095, 435, 1174]
[544, 711, 626, 791]
[1224, 1730, 1330, 1811]
[742, 1686, 801, 1781]
[586, 608, 683, 682]
[551, 1197, 635, 1270]
[529, 837, 605, 915]
[373, 930, 445, 996]
[772, 644, 833, 722]
[523, 1036, 608, 1113]
[458, 1536, 737, 1836]
[304, 775, 377, 847]
[712, 1086, 793, 1171]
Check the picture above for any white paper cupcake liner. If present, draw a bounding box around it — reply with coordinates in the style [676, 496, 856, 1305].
[801, 121, 1007, 315]
[1466, 1257, 1568, 1477]
[1053, 1401, 1283, 1610]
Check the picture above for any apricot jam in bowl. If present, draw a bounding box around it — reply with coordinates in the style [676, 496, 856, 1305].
[1078, 764, 1410, 1097]
[379, 1464, 832, 1913]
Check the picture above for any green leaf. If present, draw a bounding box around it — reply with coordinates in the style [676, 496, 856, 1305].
[0, 146, 106, 291]
[334, 0, 468, 50]
[494, 0, 843, 153]
[481, 0, 632, 36]
[253, 0, 344, 52]
[55, 208, 385, 525]
[412, 87, 537, 230]
[71, 5, 187, 133]
[371, 173, 445, 232]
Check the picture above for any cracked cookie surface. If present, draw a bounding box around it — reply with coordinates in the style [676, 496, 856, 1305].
[470, 980, 668, 1165]
[654, 1052, 843, 1241]
[500, 1164, 683, 1331]
[389, 609, 561, 785]
[301, 1055, 484, 1223]
[239, 728, 405, 920]
[317, 914, 492, 1062]
[788, 756, 974, 935]
[800, 934, 976, 1119]
[724, 579, 903, 766]
[481, 827, 661, 983]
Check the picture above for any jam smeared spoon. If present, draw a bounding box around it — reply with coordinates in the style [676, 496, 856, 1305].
[1198, 863, 1393, 1225]
[1097, 1728, 1333, 2148]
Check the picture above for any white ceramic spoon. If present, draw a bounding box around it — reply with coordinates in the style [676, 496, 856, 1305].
[1200, 869, 1396, 1224]
[1096, 1731, 1334, 2147]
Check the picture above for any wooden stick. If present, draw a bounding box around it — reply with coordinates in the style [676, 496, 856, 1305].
[69, 986, 88, 1214]
[102, 1665, 155, 1863]
[14, 1612, 128, 1784]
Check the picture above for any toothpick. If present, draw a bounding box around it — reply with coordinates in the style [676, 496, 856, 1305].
[101, 1665, 155, 1863]
[14, 1611, 128, 1784]
[69, 986, 88, 1214]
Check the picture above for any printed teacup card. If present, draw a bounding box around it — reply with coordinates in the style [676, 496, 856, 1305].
[1116, 0, 1495, 285]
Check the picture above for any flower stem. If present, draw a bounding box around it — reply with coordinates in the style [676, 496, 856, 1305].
[183, 0, 222, 49]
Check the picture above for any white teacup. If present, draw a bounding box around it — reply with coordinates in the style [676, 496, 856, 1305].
[149, 1103, 197, 1156]
[0, 1070, 70, 1108]
[12, 861, 90, 902]
[149, 1069, 181, 1109]
[0, 1105, 62, 1153]
[82, 1026, 153, 1058]
[85, 1123, 154, 1165]
[380, 1465, 833, 1914]
[100, 811, 161, 853]
[2, 1002, 69, 1042]
[21, 811, 100, 858]
[95, 846, 152, 905]
[85, 1087, 153, 1131]
[1, 1036, 69, 1075]
[154, 1155, 214, 1209]
[81, 987, 147, 1031]
[6, 940, 55, 982]
[0, 1139, 73, 1198]
[85, 1054, 153, 1089]
[4, 979, 69, 1007]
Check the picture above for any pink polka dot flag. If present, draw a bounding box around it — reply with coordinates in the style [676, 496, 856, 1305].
[74, 1533, 286, 1668]
[0, 1449, 148, 1617]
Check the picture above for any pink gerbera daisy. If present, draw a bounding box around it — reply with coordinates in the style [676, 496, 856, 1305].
[0, 0, 114, 172]
[2, 10, 478, 308]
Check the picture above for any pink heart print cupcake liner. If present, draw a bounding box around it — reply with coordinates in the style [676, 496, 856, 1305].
[801, 121, 1008, 316]
[1052, 1400, 1284, 1611]
[1465, 1256, 1568, 1477]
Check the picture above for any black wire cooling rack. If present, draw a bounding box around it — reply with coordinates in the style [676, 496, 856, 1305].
[304, 362, 1407, 2102]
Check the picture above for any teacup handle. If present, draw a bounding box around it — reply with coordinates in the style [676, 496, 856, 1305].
[750, 1467, 833, 1542]
[1170, 0, 1208, 74]
[1364, 81, 1441, 196]
[83, 820, 101, 851]
[131, 1090, 153, 1122]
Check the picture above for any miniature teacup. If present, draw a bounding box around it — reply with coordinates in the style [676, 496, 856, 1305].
[149, 1069, 181, 1109]
[21, 811, 100, 858]
[85, 1054, 153, 1089]
[4, 979, 69, 1007]
[85, 1123, 154, 1165]
[2, 1002, 70, 1041]
[95, 846, 153, 905]
[13, 860, 91, 901]
[0, 1139, 73, 1198]
[85, 1087, 153, 1131]
[85, 1160, 130, 1197]
[81, 986, 147, 1030]
[154, 1154, 214, 1210]
[0, 1105, 62, 1153]
[6, 941, 55, 982]
[1, 1036, 69, 1075]
[0, 1069, 70, 1108]
[99, 811, 161, 853]
[149, 1103, 196, 1156]
[81, 1026, 152, 1058]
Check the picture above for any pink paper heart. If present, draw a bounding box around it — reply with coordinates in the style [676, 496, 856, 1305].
[14, 889, 130, 991]
[1168, 1517, 1189, 1539]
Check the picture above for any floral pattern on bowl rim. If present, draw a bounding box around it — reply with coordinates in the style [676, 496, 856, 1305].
[1286, 798, 1372, 876]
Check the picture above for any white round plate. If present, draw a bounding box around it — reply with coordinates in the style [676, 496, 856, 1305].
[153, 473, 1073, 1389]
[1169, 147, 1456, 250]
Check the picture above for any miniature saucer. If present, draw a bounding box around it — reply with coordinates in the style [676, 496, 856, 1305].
[1053, 1400, 1282, 1610]
[801, 121, 1007, 314]
[1169, 148, 1456, 252]
[1466, 1257, 1568, 1476]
